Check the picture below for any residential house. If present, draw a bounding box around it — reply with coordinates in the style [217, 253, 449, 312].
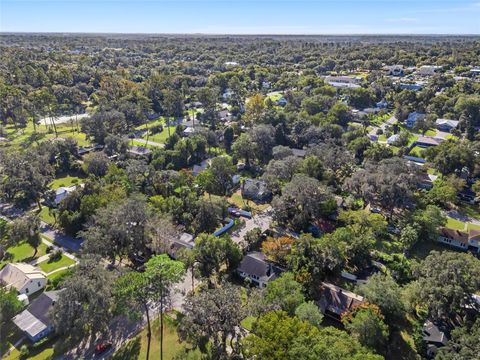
[417, 65, 441, 76]
[192, 158, 210, 176]
[386, 65, 404, 76]
[290, 148, 307, 158]
[13, 290, 62, 342]
[376, 99, 388, 109]
[54, 185, 77, 205]
[276, 97, 288, 106]
[218, 109, 233, 122]
[316, 282, 365, 321]
[182, 126, 196, 137]
[405, 112, 425, 128]
[236, 252, 283, 288]
[0, 263, 47, 296]
[325, 75, 362, 89]
[167, 233, 195, 259]
[222, 88, 234, 100]
[127, 145, 152, 157]
[437, 227, 480, 253]
[386, 134, 400, 145]
[414, 136, 442, 147]
[435, 118, 459, 132]
[422, 320, 448, 358]
[241, 179, 272, 203]
[400, 83, 423, 91]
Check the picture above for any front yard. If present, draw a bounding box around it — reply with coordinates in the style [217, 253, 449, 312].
[0, 242, 48, 269]
[38, 254, 76, 274]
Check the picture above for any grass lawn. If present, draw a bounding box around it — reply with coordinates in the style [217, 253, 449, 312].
[130, 139, 162, 149]
[468, 223, 480, 231]
[408, 146, 425, 158]
[49, 173, 85, 190]
[37, 207, 56, 226]
[424, 129, 437, 137]
[229, 191, 270, 213]
[0, 322, 24, 359]
[38, 254, 76, 274]
[134, 117, 165, 131]
[0, 242, 48, 268]
[407, 134, 419, 147]
[378, 134, 387, 142]
[5, 337, 58, 360]
[458, 203, 480, 221]
[370, 113, 392, 126]
[445, 217, 466, 231]
[113, 315, 201, 360]
[410, 241, 451, 261]
[240, 316, 257, 331]
[142, 126, 177, 144]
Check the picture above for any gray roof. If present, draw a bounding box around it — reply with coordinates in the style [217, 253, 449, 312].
[423, 321, 448, 345]
[237, 252, 282, 282]
[317, 282, 364, 316]
[13, 290, 62, 338]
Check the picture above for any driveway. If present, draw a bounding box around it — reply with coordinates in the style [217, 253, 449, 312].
[231, 207, 273, 246]
[40, 222, 83, 252]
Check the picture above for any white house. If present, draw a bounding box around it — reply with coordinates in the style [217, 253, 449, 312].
[436, 228, 480, 254]
[55, 185, 77, 205]
[435, 118, 459, 132]
[386, 134, 400, 145]
[0, 263, 47, 296]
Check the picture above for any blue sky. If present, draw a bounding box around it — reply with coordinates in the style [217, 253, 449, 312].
[1, 0, 479, 34]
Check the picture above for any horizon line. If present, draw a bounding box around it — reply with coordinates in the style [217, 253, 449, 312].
[1, 31, 480, 36]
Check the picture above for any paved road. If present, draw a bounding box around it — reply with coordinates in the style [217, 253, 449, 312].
[133, 138, 165, 148]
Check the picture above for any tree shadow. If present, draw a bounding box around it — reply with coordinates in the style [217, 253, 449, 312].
[111, 337, 141, 360]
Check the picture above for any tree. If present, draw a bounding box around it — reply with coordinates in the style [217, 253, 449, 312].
[0, 287, 22, 326]
[297, 155, 324, 180]
[356, 273, 405, 323]
[342, 304, 389, 352]
[178, 284, 246, 359]
[413, 114, 435, 135]
[261, 236, 294, 266]
[204, 156, 235, 196]
[115, 255, 184, 360]
[294, 301, 324, 328]
[264, 272, 305, 315]
[399, 224, 419, 251]
[272, 174, 336, 231]
[0, 148, 54, 210]
[243, 310, 383, 360]
[249, 124, 276, 164]
[81, 195, 150, 264]
[415, 251, 480, 322]
[426, 178, 458, 207]
[437, 319, 480, 360]
[10, 214, 42, 256]
[412, 205, 446, 241]
[53, 257, 115, 348]
[245, 93, 266, 124]
[288, 234, 345, 286]
[346, 158, 418, 218]
[192, 233, 242, 283]
[232, 133, 256, 168]
[82, 152, 111, 177]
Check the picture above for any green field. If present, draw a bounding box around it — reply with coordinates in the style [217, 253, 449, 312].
[445, 217, 466, 231]
[141, 126, 177, 144]
[113, 315, 201, 360]
[409, 145, 425, 158]
[38, 254, 76, 273]
[0, 242, 48, 268]
[37, 207, 56, 226]
[49, 174, 85, 190]
[2, 121, 92, 149]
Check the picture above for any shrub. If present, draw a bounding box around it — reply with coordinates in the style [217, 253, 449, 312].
[49, 249, 62, 262]
[19, 345, 29, 359]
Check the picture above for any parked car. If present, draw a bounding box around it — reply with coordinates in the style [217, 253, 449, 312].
[95, 342, 112, 356]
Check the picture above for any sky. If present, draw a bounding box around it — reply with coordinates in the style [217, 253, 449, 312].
[1, 0, 479, 35]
